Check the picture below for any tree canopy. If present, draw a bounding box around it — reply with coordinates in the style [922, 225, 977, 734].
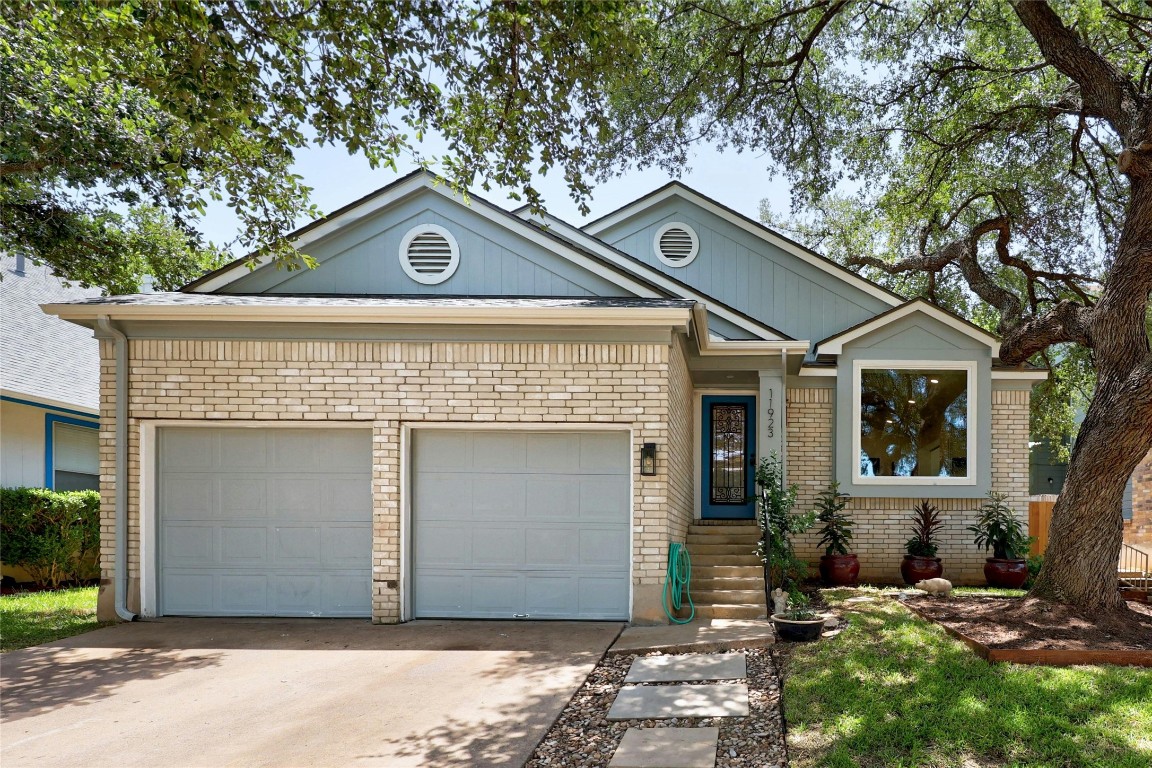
[1, 0, 643, 292]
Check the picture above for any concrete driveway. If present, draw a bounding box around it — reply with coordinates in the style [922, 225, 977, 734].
[0, 618, 621, 767]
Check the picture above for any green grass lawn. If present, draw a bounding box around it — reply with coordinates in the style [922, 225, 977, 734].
[782, 588, 1152, 768]
[0, 586, 106, 651]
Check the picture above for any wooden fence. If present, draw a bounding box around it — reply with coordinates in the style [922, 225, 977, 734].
[1028, 495, 1057, 556]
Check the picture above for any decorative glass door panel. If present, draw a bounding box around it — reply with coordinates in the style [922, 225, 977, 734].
[701, 395, 756, 519]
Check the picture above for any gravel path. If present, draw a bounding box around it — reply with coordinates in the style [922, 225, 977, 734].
[524, 647, 786, 767]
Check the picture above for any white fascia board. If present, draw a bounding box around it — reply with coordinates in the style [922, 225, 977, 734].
[42, 302, 693, 330]
[0, 388, 99, 417]
[584, 186, 903, 308]
[816, 301, 1001, 356]
[991, 369, 1049, 380]
[188, 174, 433, 293]
[690, 305, 808, 356]
[798, 366, 837, 377]
[530, 212, 786, 341]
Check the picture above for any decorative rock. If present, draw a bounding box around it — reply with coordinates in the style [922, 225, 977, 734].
[625, 652, 746, 683]
[607, 683, 749, 720]
[607, 727, 719, 768]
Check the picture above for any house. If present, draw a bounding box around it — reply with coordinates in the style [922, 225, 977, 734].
[44, 171, 1045, 624]
[1, 254, 101, 492]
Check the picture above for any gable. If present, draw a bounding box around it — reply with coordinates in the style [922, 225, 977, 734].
[219, 188, 640, 298]
[848, 314, 989, 354]
[586, 192, 897, 341]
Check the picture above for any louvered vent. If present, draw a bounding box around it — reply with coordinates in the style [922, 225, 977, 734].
[405, 232, 453, 274]
[659, 228, 695, 262]
[399, 225, 460, 284]
[653, 223, 699, 267]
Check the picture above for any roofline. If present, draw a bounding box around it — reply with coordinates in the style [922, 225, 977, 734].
[521, 210, 795, 341]
[43, 301, 695, 331]
[1, 391, 99, 418]
[814, 298, 1001, 356]
[797, 366, 1048, 381]
[690, 305, 809, 356]
[583, 181, 905, 308]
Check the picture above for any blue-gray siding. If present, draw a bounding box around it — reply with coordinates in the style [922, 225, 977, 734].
[593, 197, 893, 342]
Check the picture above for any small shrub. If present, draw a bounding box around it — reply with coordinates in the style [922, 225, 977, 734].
[782, 591, 819, 621]
[1025, 550, 1044, 589]
[0, 488, 101, 587]
[754, 454, 815, 592]
[968, 491, 1029, 560]
[814, 482, 853, 556]
[905, 499, 943, 557]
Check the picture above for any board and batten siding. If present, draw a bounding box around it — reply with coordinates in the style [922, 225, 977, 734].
[593, 197, 892, 342]
[223, 189, 634, 298]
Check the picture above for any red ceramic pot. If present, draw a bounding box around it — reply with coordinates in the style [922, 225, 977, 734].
[984, 558, 1028, 588]
[819, 554, 860, 586]
[901, 555, 943, 585]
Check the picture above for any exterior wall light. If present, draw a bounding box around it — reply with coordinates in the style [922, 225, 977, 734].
[640, 443, 657, 476]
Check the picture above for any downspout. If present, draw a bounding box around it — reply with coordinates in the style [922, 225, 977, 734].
[97, 315, 137, 621]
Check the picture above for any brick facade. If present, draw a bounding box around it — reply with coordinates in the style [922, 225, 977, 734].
[786, 387, 1031, 585]
[1125, 448, 1152, 547]
[98, 336, 693, 623]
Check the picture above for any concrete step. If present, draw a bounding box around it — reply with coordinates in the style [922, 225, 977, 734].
[692, 578, 764, 592]
[689, 604, 769, 620]
[692, 589, 766, 604]
[691, 565, 763, 579]
[686, 533, 761, 545]
[685, 543, 758, 556]
[690, 554, 761, 567]
[688, 523, 760, 535]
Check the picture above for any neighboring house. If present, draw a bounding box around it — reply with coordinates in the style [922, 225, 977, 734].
[44, 171, 1045, 624]
[1125, 450, 1152, 548]
[1, 254, 101, 492]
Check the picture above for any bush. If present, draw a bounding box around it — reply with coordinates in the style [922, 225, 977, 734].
[0, 488, 101, 587]
[754, 454, 815, 592]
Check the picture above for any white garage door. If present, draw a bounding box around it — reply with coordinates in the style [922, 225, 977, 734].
[412, 430, 631, 620]
[159, 427, 372, 617]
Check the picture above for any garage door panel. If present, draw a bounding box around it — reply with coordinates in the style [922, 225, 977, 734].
[219, 476, 268, 516]
[162, 476, 217, 519]
[159, 427, 371, 617]
[220, 431, 269, 469]
[579, 478, 629, 521]
[219, 526, 268, 565]
[473, 476, 526, 520]
[525, 478, 576, 518]
[413, 430, 629, 620]
[472, 526, 526, 567]
[164, 524, 216, 564]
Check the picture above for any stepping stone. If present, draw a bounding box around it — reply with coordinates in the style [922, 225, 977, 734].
[607, 683, 749, 720]
[625, 652, 746, 683]
[608, 727, 719, 768]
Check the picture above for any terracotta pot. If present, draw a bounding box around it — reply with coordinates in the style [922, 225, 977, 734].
[819, 554, 860, 586]
[901, 555, 943, 585]
[984, 558, 1028, 588]
[771, 614, 826, 642]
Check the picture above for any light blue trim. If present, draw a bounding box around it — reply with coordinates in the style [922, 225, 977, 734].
[44, 414, 99, 489]
[2, 395, 98, 420]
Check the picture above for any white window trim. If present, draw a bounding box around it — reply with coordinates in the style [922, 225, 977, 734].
[653, 222, 700, 268]
[851, 359, 978, 487]
[399, 224, 460, 285]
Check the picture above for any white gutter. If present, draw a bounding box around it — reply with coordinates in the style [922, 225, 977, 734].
[96, 316, 137, 622]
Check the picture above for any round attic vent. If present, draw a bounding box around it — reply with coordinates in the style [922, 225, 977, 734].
[653, 223, 699, 267]
[400, 225, 460, 284]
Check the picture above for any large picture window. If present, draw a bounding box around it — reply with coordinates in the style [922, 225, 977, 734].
[854, 363, 974, 484]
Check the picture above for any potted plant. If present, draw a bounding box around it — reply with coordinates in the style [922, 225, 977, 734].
[771, 592, 825, 642]
[815, 482, 859, 586]
[901, 500, 944, 584]
[968, 492, 1030, 588]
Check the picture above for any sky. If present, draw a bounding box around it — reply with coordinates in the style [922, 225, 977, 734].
[192, 137, 797, 254]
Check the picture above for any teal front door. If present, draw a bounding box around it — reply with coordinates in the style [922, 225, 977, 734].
[701, 395, 756, 519]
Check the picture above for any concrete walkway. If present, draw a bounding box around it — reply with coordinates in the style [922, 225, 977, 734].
[1, 618, 621, 768]
[608, 618, 774, 655]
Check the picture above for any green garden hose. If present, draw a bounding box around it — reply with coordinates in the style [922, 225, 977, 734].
[662, 542, 695, 624]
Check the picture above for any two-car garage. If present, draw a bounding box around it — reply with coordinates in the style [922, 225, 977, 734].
[155, 426, 631, 621]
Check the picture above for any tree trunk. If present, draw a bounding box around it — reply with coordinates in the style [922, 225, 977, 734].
[1028, 171, 1152, 615]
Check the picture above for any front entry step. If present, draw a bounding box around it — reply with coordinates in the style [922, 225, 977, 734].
[682, 522, 767, 621]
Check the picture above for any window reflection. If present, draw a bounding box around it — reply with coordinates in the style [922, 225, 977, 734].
[859, 369, 968, 477]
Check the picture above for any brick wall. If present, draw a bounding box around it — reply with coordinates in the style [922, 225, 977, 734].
[1125, 448, 1152, 547]
[786, 387, 1031, 585]
[666, 335, 695, 545]
[99, 336, 691, 623]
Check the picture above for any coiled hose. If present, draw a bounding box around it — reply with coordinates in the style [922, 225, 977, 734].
[662, 542, 695, 624]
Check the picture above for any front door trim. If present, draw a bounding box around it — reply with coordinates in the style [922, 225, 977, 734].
[694, 391, 758, 520]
